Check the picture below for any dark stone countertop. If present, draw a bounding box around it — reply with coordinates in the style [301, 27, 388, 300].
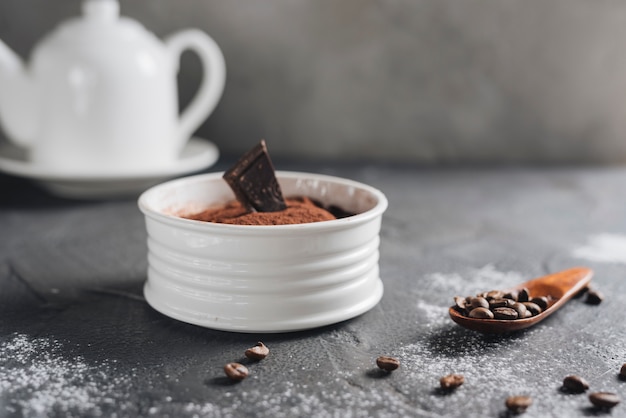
[1, 162, 626, 418]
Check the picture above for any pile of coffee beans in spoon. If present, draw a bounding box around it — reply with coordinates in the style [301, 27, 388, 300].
[453, 287, 550, 320]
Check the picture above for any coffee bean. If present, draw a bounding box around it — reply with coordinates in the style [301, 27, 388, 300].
[522, 302, 542, 316]
[620, 363, 626, 380]
[454, 296, 467, 311]
[376, 356, 400, 371]
[224, 362, 249, 381]
[585, 289, 604, 305]
[505, 395, 532, 414]
[469, 307, 494, 319]
[504, 289, 519, 301]
[530, 296, 549, 310]
[485, 290, 505, 300]
[489, 298, 516, 309]
[517, 288, 530, 302]
[574, 286, 589, 299]
[511, 302, 528, 318]
[492, 307, 518, 320]
[469, 297, 489, 310]
[589, 392, 620, 409]
[562, 375, 589, 393]
[245, 341, 270, 360]
[440, 373, 464, 390]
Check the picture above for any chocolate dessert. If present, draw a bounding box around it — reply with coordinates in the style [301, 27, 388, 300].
[185, 197, 337, 225]
[182, 140, 352, 225]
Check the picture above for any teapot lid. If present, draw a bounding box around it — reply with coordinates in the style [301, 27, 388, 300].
[82, 0, 120, 21]
[33, 0, 160, 57]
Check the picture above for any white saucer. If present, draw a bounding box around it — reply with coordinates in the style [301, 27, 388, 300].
[0, 137, 219, 199]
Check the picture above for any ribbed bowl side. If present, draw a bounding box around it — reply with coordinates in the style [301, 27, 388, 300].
[146, 235, 381, 292]
[143, 216, 383, 332]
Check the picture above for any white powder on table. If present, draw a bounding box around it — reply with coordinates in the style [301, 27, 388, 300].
[0, 333, 134, 417]
[421, 264, 526, 301]
[573, 233, 626, 264]
[3, 263, 620, 417]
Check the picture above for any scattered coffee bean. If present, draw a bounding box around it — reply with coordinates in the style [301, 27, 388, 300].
[530, 296, 549, 310]
[440, 373, 464, 390]
[574, 286, 589, 299]
[620, 363, 626, 380]
[224, 362, 249, 381]
[589, 392, 620, 409]
[562, 375, 589, 393]
[522, 302, 542, 316]
[585, 289, 604, 305]
[505, 395, 532, 414]
[245, 341, 270, 360]
[469, 307, 494, 319]
[376, 356, 400, 371]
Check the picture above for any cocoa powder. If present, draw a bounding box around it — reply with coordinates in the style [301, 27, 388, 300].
[184, 196, 338, 225]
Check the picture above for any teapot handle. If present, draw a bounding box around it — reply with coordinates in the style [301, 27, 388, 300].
[166, 29, 226, 151]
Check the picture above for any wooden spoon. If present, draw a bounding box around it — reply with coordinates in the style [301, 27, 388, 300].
[448, 267, 593, 334]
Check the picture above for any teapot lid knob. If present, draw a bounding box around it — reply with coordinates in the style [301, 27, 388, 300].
[82, 0, 120, 21]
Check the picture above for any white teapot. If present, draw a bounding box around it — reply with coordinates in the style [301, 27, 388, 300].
[0, 0, 225, 172]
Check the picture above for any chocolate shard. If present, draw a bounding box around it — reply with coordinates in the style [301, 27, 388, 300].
[223, 140, 287, 212]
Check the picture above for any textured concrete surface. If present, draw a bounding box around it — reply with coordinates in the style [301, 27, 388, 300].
[2, 1, 626, 163]
[1, 162, 626, 417]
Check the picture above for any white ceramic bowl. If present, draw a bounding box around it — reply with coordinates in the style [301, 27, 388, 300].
[138, 171, 388, 333]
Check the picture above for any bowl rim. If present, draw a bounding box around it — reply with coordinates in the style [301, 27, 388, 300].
[138, 170, 388, 232]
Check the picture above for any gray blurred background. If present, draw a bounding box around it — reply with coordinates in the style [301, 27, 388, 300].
[2, 0, 626, 164]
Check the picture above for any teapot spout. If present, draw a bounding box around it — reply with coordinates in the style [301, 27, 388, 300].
[0, 39, 37, 148]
